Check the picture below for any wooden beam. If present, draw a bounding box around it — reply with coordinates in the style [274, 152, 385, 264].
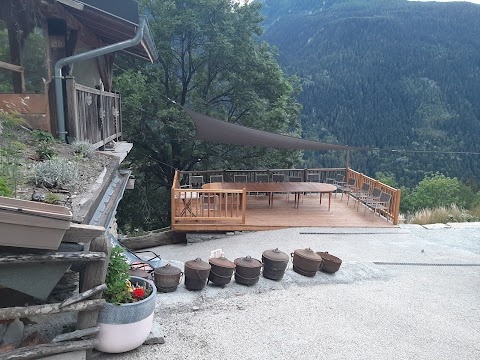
[39, 0, 104, 49]
[60, 284, 107, 308]
[0, 299, 105, 321]
[0, 61, 24, 73]
[52, 326, 99, 343]
[62, 223, 105, 243]
[77, 236, 111, 329]
[77, 236, 111, 360]
[1, 339, 98, 360]
[0, 252, 106, 265]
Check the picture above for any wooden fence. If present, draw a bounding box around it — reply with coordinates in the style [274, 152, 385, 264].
[171, 170, 246, 226]
[346, 168, 401, 224]
[65, 78, 122, 149]
[178, 167, 401, 225]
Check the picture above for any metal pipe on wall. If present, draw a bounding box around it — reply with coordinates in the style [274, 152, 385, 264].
[54, 17, 147, 142]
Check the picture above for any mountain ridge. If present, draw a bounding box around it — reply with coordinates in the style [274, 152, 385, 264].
[259, 0, 480, 187]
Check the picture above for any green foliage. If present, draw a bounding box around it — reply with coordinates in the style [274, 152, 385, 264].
[114, 0, 302, 231]
[0, 176, 13, 197]
[261, 1, 480, 188]
[33, 158, 77, 188]
[0, 21, 48, 94]
[401, 173, 473, 214]
[0, 111, 26, 196]
[36, 141, 57, 161]
[72, 140, 94, 158]
[45, 192, 61, 205]
[32, 130, 55, 143]
[374, 172, 398, 188]
[103, 247, 131, 305]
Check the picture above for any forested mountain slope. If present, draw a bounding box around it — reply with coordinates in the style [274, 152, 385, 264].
[259, 0, 480, 187]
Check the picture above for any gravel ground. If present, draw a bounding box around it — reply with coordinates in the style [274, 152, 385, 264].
[98, 224, 480, 360]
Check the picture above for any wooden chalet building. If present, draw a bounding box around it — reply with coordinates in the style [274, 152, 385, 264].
[0, 0, 157, 148]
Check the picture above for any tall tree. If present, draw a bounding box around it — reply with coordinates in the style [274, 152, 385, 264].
[114, 0, 302, 231]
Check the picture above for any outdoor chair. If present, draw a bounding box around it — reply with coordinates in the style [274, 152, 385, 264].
[189, 175, 204, 188]
[338, 178, 356, 204]
[270, 173, 286, 205]
[177, 176, 203, 216]
[351, 183, 371, 210]
[255, 173, 270, 199]
[363, 188, 382, 214]
[234, 174, 248, 183]
[331, 174, 345, 197]
[326, 173, 344, 185]
[210, 175, 224, 183]
[287, 176, 302, 202]
[272, 173, 285, 182]
[307, 173, 320, 182]
[365, 191, 392, 220]
[255, 174, 269, 182]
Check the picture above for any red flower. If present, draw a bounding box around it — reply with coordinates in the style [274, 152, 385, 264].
[133, 288, 145, 299]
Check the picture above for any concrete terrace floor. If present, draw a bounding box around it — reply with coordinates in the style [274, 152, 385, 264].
[99, 224, 480, 360]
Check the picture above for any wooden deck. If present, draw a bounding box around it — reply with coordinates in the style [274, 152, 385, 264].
[172, 192, 397, 232]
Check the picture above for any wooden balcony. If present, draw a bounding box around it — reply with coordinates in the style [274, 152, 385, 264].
[171, 168, 401, 232]
[65, 78, 122, 149]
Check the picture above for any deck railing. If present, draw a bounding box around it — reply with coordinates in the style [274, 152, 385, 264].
[346, 168, 401, 224]
[177, 167, 401, 225]
[171, 170, 246, 226]
[178, 168, 347, 184]
[65, 78, 122, 149]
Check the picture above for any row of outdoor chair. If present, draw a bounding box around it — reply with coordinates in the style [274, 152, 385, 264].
[328, 174, 392, 220]
[186, 173, 322, 188]
[350, 182, 392, 219]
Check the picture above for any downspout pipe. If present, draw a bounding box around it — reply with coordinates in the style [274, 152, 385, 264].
[54, 16, 147, 142]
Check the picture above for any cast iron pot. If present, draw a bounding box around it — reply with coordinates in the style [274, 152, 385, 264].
[208, 256, 235, 286]
[234, 256, 262, 286]
[291, 248, 322, 277]
[262, 248, 289, 281]
[316, 251, 342, 273]
[184, 258, 211, 291]
[154, 263, 183, 293]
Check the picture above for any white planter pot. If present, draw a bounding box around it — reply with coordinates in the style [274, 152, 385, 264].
[96, 276, 156, 353]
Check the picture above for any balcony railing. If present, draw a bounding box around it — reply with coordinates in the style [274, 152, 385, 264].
[171, 171, 246, 226]
[65, 78, 122, 149]
[175, 167, 401, 226]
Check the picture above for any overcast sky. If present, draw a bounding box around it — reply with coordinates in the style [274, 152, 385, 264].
[410, 0, 480, 3]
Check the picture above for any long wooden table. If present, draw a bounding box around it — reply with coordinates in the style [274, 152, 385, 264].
[206, 182, 337, 210]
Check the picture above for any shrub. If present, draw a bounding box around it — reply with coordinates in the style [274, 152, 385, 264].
[32, 129, 55, 143]
[72, 140, 94, 158]
[0, 177, 13, 197]
[45, 192, 61, 205]
[33, 158, 77, 188]
[103, 247, 152, 305]
[401, 173, 473, 214]
[36, 141, 57, 160]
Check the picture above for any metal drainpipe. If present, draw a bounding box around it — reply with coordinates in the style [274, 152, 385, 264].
[54, 17, 147, 142]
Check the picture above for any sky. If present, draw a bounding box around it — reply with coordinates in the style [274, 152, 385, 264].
[410, 0, 480, 3]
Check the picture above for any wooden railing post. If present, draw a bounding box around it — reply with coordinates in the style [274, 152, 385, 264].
[77, 235, 110, 330]
[393, 188, 401, 225]
[242, 189, 246, 224]
[64, 76, 78, 141]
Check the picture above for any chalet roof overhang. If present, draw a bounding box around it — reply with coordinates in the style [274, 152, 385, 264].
[57, 0, 158, 62]
[185, 109, 370, 151]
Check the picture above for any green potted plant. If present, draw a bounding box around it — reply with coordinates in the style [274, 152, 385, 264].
[96, 247, 157, 353]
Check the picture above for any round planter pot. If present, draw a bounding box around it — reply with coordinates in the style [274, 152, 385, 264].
[95, 276, 156, 353]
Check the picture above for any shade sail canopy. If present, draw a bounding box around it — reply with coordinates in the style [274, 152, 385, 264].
[185, 109, 369, 151]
